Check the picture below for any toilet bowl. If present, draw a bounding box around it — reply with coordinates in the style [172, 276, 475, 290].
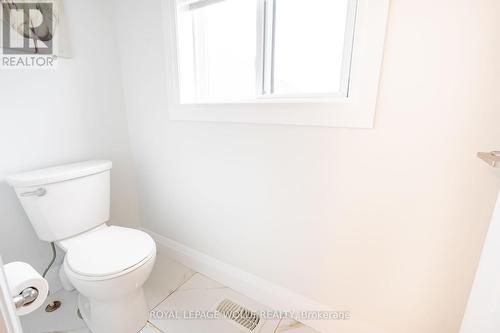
[6, 160, 156, 333]
[59, 225, 156, 333]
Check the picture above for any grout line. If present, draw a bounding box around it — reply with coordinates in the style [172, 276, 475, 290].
[150, 271, 198, 311]
[147, 320, 164, 333]
[273, 319, 282, 333]
[177, 285, 229, 292]
[175, 272, 229, 292]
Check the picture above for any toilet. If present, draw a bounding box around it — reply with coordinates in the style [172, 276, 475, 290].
[6, 160, 156, 333]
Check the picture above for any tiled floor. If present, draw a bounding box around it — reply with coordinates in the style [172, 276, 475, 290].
[150, 272, 281, 333]
[20, 253, 318, 333]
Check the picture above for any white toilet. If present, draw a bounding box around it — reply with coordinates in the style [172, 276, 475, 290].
[6, 160, 156, 333]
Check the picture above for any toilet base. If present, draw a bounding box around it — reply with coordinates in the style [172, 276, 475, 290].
[77, 288, 148, 333]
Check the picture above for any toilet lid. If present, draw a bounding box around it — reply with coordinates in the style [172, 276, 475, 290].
[65, 226, 156, 278]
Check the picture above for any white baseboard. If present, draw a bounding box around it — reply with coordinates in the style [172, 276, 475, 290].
[143, 228, 382, 333]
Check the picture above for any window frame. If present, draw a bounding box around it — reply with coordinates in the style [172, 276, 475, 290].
[162, 0, 390, 128]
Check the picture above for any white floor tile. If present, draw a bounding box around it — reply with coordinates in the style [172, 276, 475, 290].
[20, 289, 87, 333]
[259, 317, 282, 333]
[140, 322, 163, 333]
[178, 272, 225, 290]
[144, 253, 195, 310]
[19, 289, 166, 333]
[65, 328, 91, 333]
[60, 322, 162, 333]
[150, 274, 280, 333]
[275, 319, 319, 333]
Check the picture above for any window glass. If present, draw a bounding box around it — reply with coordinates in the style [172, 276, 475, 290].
[177, 0, 256, 103]
[272, 0, 351, 96]
[176, 0, 354, 103]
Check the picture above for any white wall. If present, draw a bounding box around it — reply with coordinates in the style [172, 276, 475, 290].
[0, 0, 140, 273]
[112, 0, 500, 332]
[460, 191, 500, 333]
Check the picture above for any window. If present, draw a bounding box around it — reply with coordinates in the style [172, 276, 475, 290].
[177, 0, 257, 102]
[176, 0, 355, 103]
[164, 0, 390, 127]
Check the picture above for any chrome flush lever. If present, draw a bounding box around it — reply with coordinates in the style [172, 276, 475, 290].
[477, 151, 500, 168]
[20, 188, 47, 197]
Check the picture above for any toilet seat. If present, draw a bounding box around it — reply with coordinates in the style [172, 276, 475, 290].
[65, 226, 155, 280]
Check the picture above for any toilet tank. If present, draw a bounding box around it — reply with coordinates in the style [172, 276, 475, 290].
[6, 160, 112, 242]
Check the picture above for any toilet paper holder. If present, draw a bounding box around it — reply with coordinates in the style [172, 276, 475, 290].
[12, 287, 39, 309]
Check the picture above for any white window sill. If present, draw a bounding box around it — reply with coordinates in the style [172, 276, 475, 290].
[169, 97, 376, 128]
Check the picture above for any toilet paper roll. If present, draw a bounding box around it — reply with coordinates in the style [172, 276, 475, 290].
[3, 261, 49, 316]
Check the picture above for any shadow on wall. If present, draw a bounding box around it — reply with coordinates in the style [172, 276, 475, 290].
[0, 179, 56, 273]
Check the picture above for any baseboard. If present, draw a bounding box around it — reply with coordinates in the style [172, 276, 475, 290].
[143, 228, 382, 333]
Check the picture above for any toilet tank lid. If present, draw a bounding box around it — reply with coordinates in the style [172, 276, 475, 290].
[6, 160, 112, 188]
